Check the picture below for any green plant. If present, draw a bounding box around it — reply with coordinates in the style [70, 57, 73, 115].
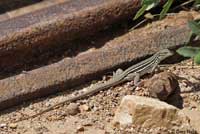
[176, 20, 200, 64]
[134, 0, 174, 20]
[134, 0, 200, 64]
[195, 0, 200, 5]
[134, 0, 200, 20]
[159, 0, 173, 19]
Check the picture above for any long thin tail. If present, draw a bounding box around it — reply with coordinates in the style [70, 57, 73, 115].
[12, 78, 124, 123]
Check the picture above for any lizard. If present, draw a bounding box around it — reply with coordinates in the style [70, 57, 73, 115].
[12, 49, 173, 123]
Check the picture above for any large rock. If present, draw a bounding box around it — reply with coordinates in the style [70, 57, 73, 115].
[182, 108, 200, 133]
[113, 95, 190, 128]
[141, 72, 178, 101]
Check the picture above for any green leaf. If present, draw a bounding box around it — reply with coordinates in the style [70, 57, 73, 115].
[159, 0, 174, 19]
[143, 0, 160, 10]
[176, 46, 200, 58]
[195, 0, 200, 4]
[142, 0, 159, 6]
[134, 0, 159, 20]
[134, 4, 148, 20]
[145, 3, 157, 10]
[188, 20, 200, 36]
[194, 52, 200, 64]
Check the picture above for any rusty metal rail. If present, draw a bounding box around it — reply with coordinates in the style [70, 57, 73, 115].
[0, 0, 142, 72]
[0, 0, 42, 13]
[0, 11, 198, 110]
[0, 0, 69, 21]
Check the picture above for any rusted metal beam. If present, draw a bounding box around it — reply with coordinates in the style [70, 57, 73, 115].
[0, 11, 198, 110]
[0, 0, 142, 72]
[0, 0, 68, 22]
[0, 0, 42, 13]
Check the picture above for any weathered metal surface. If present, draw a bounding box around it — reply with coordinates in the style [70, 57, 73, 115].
[0, 0, 68, 22]
[0, 11, 198, 110]
[0, 0, 142, 71]
[0, 0, 41, 13]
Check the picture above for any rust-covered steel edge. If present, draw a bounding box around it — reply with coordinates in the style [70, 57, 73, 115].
[0, 0, 143, 69]
[0, 11, 199, 110]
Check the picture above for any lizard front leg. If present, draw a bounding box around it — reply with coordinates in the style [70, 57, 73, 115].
[125, 73, 141, 86]
[113, 68, 123, 77]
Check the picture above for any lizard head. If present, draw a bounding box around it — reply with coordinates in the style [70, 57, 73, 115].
[157, 49, 173, 61]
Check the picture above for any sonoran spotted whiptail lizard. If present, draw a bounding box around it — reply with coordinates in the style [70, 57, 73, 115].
[13, 49, 173, 123]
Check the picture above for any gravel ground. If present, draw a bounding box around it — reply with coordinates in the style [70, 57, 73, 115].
[1, 59, 200, 134]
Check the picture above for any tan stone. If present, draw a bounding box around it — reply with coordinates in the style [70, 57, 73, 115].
[8, 123, 17, 129]
[113, 95, 190, 128]
[79, 104, 90, 112]
[182, 108, 200, 133]
[66, 103, 80, 115]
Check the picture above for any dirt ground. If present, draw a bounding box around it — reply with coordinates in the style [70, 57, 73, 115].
[1, 59, 200, 134]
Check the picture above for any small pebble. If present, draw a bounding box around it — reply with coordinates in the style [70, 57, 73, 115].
[66, 103, 80, 115]
[83, 122, 92, 126]
[76, 126, 84, 132]
[45, 102, 51, 107]
[9, 123, 17, 129]
[0, 123, 7, 128]
[79, 104, 90, 112]
[29, 104, 34, 109]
